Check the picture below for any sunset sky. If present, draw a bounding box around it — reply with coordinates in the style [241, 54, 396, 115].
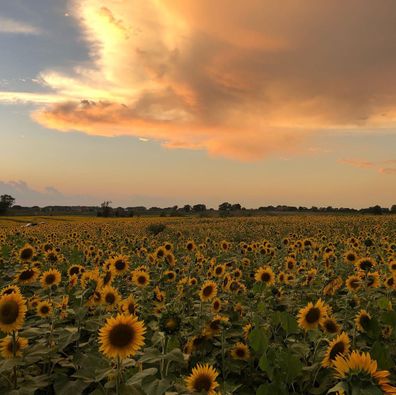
[1, 0, 395, 208]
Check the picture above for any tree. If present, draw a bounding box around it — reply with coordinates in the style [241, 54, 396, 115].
[391, 205, 396, 213]
[231, 203, 242, 211]
[219, 202, 232, 211]
[98, 201, 112, 217]
[0, 195, 15, 215]
[183, 204, 192, 213]
[192, 204, 206, 212]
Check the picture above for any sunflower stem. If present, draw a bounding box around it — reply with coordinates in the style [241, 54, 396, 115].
[12, 331, 17, 389]
[116, 356, 121, 395]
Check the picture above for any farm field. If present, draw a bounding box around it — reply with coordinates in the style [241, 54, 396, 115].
[0, 215, 395, 395]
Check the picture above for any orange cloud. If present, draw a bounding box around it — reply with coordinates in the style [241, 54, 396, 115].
[338, 159, 375, 169]
[339, 158, 396, 175]
[3, 0, 396, 159]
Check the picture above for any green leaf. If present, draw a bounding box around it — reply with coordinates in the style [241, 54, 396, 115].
[127, 368, 158, 385]
[53, 379, 90, 395]
[248, 328, 268, 353]
[279, 312, 299, 335]
[258, 353, 273, 380]
[277, 351, 303, 383]
[370, 341, 393, 369]
[377, 297, 389, 310]
[142, 379, 171, 395]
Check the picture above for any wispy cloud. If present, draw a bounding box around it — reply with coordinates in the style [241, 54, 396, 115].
[339, 158, 396, 175]
[0, 17, 41, 35]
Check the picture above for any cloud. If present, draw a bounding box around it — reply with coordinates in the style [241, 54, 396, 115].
[378, 167, 396, 175]
[339, 158, 396, 175]
[0, 17, 41, 35]
[0, 180, 94, 206]
[2, 1, 396, 159]
[338, 159, 375, 169]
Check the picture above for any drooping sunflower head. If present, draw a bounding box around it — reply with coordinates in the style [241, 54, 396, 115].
[297, 299, 328, 331]
[355, 257, 376, 271]
[40, 268, 62, 289]
[185, 363, 219, 394]
[99, 314, 146, 359]
[355, 310, 371, 332]
[0, 335, 28, 359]
[346, 275, 361, 292]
[68, 264, 84, 279]
[333, 351, 396, 394]
[0, 293, 27, 333]
[120, 296, 138, 316]
[1, 285, 22, 297]
[15, 267, 40, 285]
[230, 342, 250, 360]
[199, 280, 218, 302]
[322, 332, 350, 367]
[159, 312, 181, 334]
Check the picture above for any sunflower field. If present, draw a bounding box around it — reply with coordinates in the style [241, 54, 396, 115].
[0, 215, 395, 395]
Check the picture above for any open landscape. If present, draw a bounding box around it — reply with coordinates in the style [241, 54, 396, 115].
[0, 215, 395, 394]
[1, 0, 396, 393]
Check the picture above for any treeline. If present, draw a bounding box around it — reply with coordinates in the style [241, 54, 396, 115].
[1, 194, 395, 217]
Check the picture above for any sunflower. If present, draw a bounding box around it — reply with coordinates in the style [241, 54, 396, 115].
[366, 272, 380, 288]
[163, 270, 176, 282]
[345, 275, 361, 292]
[120, 296, 138, 316]
[1, 285, 22, 296]
[132, 271, 150, 288]
[0, 293, 27, 333]
[36, 300, 52, 318]
[185, 363, 219, 394]
[81, 270, 102, 290]
[98, 314, 146, 359]
[102, 270, 113, 286]
[18, 244, 35, 261]
[101, 286, 121, 310]
[355, 257, 376, 271]
[40, 268, 61, 289]
[15, 267, 40, 285]
[230, 342, 250, 360]
[254, 266, 275, 285]
[110, 255, 129, 276]
[355, 310, 371, 332]
[203, 315, 229, 337]
[388, 260, 396, 272]
[186, 240, 196, 252]
[343, 250, 358, 264]
[212, 298, 221, 312]
[199, 281, 218, 302]
[159, 312, 181, 334]
[213, 264, 226, 278]
[322, 317, 340, 334]
[0, 335, 28, 358]
[67, 264, 84, 278]
[297, 299, 328, 331]
[322, 332, 350, 367]
[333, 351, 396, 394]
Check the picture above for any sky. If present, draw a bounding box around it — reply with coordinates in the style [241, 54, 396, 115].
[0, 0, 395, 208]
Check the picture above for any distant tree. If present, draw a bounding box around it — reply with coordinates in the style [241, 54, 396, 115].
[192, 204, 206, 212]
[98, 201, 112, 217]
[183, 204, 192, 213]
[219, 202, 232, 211]
[391, 205, 396, 213]
[0, 195, 15, 215]
[231, 203, 242, 211]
